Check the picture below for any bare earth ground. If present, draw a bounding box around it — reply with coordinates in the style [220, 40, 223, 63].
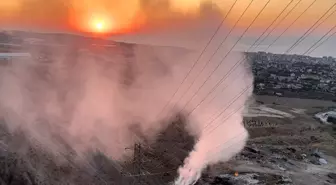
[198, 95, 336, 185]
[1, 95, 336, 185]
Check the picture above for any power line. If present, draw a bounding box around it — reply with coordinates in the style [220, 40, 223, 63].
[202, 85, 252, 134]
[186, 67, 245, 116]
[156, 0, 239, 117]
[192, 2, 336, 138]
[131, 1, 331, 181]
[186, 0, 295, 116]
[303, 25, 336, 55]
[180, 0, 269, 112]
[285, 2, 336, 54]
[251, 0, 302, 51]
[206, 130, 248, 156]
[189, 0, 334, 118]
[265, 0, 318, 52]
[307, 30, 336, 55]
[190, 0, 323, 123]
[172, 0, 254, 107]
[184, 0, 310, 120]
[156, 2, 335, 183]
[198, 108, 249, 154]
[249, 0, 295, 51]
[160, 0, 246, 118]
[131, 3, 335, 184]
[200, 22, 336, 138]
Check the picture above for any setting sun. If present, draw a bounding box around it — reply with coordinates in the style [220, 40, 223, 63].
[95, 21, 104, 31]
[87, 17, 115, 34]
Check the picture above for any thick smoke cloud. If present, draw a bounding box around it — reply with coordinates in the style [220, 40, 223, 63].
[0, 5, 253, 185]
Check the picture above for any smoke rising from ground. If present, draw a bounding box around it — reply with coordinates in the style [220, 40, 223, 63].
[0, 9, 253, 185]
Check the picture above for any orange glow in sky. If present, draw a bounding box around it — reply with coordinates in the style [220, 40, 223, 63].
[0, 0, 335, 35]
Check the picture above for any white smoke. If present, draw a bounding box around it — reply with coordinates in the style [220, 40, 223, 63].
[0, 42, 188, 160]
[0, 11, 253, 185]
[172, 46, 253, 184]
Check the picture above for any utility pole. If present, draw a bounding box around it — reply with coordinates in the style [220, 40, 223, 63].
[133, 143, 143, 185]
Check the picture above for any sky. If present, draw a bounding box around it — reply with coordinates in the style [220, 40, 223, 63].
[1, 0, 335, 57]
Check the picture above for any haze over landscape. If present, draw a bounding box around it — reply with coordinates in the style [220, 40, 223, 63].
[0, 0, 336, 185]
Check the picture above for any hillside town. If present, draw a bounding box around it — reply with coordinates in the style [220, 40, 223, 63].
[247, 51, 336, 101]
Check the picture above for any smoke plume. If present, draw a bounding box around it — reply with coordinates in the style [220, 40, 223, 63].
[0, 4, 253, 185]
